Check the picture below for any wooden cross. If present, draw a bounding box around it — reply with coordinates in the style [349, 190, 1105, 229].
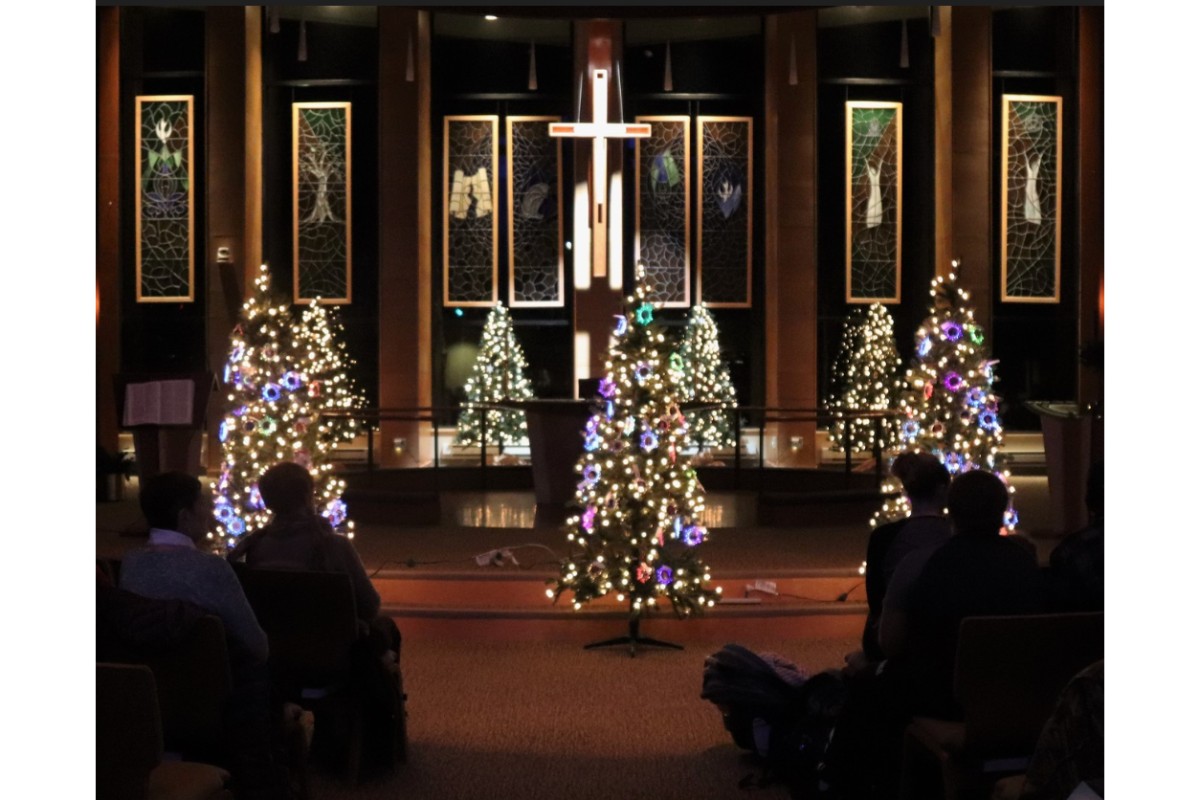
[550, 69, 650, 278]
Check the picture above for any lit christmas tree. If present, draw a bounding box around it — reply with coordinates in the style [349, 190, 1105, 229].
[455, 303, 535, 448]
[825, 303, 902, 454]
[677, 304, 738, 450]
[874, 264, 1018, 529]
[212, 265, 363, 548]
[550, 268, 722, 633]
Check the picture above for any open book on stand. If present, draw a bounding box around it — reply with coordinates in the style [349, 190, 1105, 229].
[122, 379, 195, 427]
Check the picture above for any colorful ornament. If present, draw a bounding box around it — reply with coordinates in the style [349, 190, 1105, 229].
[917, 337, 933, 357]
[599, 378, 617, 399]
[581, 506, 597, 532]
[1004, 508, 1019, 529]
[258, 416, 278, 436]
[261, 383, 282, 403]
[923, 382, 935, 400]
[323, 498, 348, 527]
[683, 526, 705, 547]
[615, 315, 629, 336]
[584, 433, 601, 452]
[282, 371, 304, 391]
[636, 303, 655, 326]
[943, 372, 964, 392]
[641, 430, 659, 451]
[634, 362, 652, 384]
[656, 565, 674, 585]
[583, 464, 601, 485]
[941, 321, 963, 342]
[943, 452, 964, 474]
[637, 563, 653, 583]
[227, 517, 245, 535]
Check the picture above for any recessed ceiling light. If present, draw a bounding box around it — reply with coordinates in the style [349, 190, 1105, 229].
[485, 15, 498, 22]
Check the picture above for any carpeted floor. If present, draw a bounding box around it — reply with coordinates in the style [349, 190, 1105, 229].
[308, 636, 859, 800]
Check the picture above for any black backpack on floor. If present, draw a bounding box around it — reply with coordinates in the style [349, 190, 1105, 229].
[701, 644, 846, 797]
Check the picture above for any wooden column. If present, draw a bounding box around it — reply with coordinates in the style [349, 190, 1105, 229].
[378, 8, 431, 466]
[764, 12, 819, 467]
[571, 20, 626, 389]
[204, 6, 260, 469]
[946, 7, 993, 330]
[1077, 6, 1103, 407]
[97, 6, 121, 453]
[933, 7, 953, 274]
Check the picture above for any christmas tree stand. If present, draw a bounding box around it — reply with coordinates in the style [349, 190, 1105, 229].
[583, 617, 683, 658]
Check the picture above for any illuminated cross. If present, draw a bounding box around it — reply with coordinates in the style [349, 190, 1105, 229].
[550, 69, 650, 278]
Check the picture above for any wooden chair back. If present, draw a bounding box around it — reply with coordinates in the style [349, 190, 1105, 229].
[955, 612, 1104, 756]
[237, 568, 359, 688]
[97, 663, 162, 800]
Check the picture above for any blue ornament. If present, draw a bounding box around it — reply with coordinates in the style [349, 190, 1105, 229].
[978, 410, 999, 431]
[683, 526, 705, 547]
[584, 433, 601, 452]
[656, 565, 674, 585]
[1004, 508, 1019, 529]
[641, 430, 659, 452]
[583, 464, 601, 485]
[227, 517, 245, 535]
[943, 452, 965, 474]
[282, 371, 304, 391]
[615, 315, 629, 336]
[261, 383, 282, 403]
[214, 501, 234, 524]
[901, 420, 920, 440]
[917, 337, 932, 358]
[606, 401, 615, 419]
[218, 420, 230, 443]
[323, 499, 348, 527]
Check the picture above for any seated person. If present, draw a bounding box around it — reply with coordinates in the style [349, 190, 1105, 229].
[121, 471, 268, 666]
[857, 452, 952, 665]
[229, 462, 404, 769]
[226, 462, 391, 646]
[826, 471, 1043, 799]
[118, 472, 287, 799]
[880, 468, 1045, 719]
[1047, 460, 1103, 612]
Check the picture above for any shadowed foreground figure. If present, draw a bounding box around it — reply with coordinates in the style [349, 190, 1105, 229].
[825, 469, 1044, 800]
[120, 471, 290, 799]
[228, 462, 404, 770]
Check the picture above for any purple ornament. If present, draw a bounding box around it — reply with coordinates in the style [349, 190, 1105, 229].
[583, 464, 601, 485]
[581, 506, 596, 532]
[641, 430, 659, 452]
[940, 321, 963, 342]
[282, 371, 304, 391]
[943, 452, 964, 474]
[599, 378, 617, 399]
[943, 372, 964, 392]
[683, 526, 705, 546]
[322, 499, 348, 527]
[656, 565, 674, 585]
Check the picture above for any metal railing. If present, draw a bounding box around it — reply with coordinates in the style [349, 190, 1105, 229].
[322, 403, 903, 489]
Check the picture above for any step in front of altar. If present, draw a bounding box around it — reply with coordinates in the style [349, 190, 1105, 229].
[375, 569, 868, 644]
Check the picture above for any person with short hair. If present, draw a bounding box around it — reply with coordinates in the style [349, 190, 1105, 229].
[121, 471, 268, 663]
[881, 468, 1044, 717]
[856, 452, 952, 665]
[227, 462, 382, 630]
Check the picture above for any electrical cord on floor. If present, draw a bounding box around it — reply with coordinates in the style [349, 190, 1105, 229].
[369, 544, 563, 576]
[742, 581, 865, 604]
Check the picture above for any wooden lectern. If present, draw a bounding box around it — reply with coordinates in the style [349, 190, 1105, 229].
[115, 372, 212, 481]
[519, 400, 593, 506]
[1025, 401, 1103, 536]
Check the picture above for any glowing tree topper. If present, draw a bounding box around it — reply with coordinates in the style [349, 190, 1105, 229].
[455, 303, 535, 448]
[213, 265, 363, 548]
[677, 304, 738, 450]
[825, 303, 902, 454]
[874, 263, 1018, 530]
[550, 266, 722, 619]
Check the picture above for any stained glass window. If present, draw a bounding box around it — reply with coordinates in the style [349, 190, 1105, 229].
[1002, 95, 1062, 303]
[444, 116, 499, 307]
[845, 101, 902, 304]
[508, 117, 563, 307]
[635, 116, 690, 308]
[136, 96, 194, 302]
[293, 102, 352, 304]
[697, 117, 753, 308]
